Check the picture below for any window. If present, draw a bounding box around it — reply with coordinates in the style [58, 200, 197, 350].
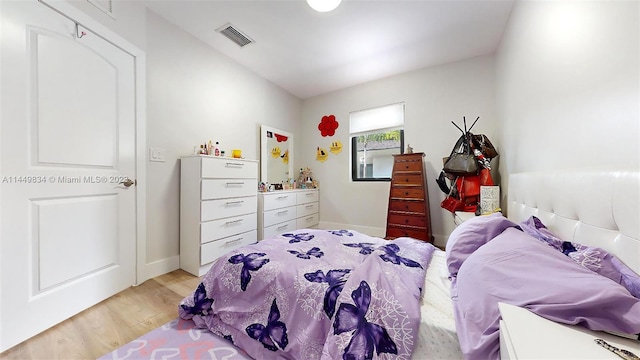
[350, 103, 404, 181]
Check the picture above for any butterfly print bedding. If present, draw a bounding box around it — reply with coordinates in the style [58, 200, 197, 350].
[178, 229, 435, 360]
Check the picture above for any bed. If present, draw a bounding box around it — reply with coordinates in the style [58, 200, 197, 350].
[448, 171, 640, 359]
[176, 229, 462, 360]
[102, 171, 639, 360]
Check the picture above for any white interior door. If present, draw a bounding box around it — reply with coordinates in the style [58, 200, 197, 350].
[0, 0, 137, 351]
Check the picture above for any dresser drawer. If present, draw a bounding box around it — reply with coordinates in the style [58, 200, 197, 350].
[388, 199, 425, 213]
[296, 190, 318, 204]
[201, 196, 257, 221]
[263, 219, 297, 239]
[201, 213, 257, 243]
[201, 158, 258, 179]
[201, 230, 257, 265]
[297, 213, 319, 228]
[386, 226, 428, 241]
[391, 173, 423, 187]
[390, 188, 425, 199]
[296, 202, 318, 217]
[202, 179, 257, 200]
[263, 206, 297, 227]
[392, 159, 422, 172]
[262, 192, 297, 211]
[387, 212, 428, 228]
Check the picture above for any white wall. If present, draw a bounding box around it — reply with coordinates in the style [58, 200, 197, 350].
[145, 10, 301, 272]
[47, 3, 302, 278]
[496, 0, 640, 193]
[66, 0, 146, 50]
[299, 55, 498, 247]
[41, 0, 639, 274]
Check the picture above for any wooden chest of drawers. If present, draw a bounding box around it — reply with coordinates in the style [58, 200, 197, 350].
[385, 152, 433, 242]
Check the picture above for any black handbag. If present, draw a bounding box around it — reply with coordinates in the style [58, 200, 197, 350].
[443, 134, 479, 176]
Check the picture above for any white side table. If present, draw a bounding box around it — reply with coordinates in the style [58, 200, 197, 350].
[498, 302, 640, 359]
[453, 211, 476, 225]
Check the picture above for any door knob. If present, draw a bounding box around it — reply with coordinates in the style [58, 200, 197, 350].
[120, 178, 135, 187]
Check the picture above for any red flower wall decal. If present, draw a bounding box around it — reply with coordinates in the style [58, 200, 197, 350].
[318, 115, 339, 137]
[274, 133, 288, 142]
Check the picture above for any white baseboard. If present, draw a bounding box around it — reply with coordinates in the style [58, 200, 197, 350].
[137, 255, 180, 284]
[432, 234, 448, 250]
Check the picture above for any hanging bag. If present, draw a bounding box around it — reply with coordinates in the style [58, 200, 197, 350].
[471, 134, 498, 159]
[440, 178, 464, 213]
[443, 134, 479, 176]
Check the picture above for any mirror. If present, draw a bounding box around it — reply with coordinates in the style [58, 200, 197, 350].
[260, 125, 294, 187]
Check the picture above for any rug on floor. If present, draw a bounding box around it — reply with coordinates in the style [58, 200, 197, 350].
[98, 317, 253, 360]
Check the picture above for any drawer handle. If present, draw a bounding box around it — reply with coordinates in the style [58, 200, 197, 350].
[226, 182, 245, 186]
[306, 216, 315, 221]
[276, 195, 289, 199]
[305, 204, 314, 208]
[225, 237, 243, 246]
[225, 162, 245, 167]
[225, 219, 243, 225]
[277, 210, 289, 215]
[277, 224, 289, 230]
[305, 193, 314, 196]
[225, 200, 244, 206]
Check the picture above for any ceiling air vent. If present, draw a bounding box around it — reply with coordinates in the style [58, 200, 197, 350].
[216, 23, 255, 48]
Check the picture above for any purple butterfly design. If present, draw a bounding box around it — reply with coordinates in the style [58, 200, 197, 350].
[282, 232, 315, 243]
[333, 281, 398, 360]
[246, 298, 289, 352]
[377, 243, 423, 269]
[288, 247, 324, 259]
[330, 230, 354, 236]
[532, 216, 546, 229]
[180, 282, 214, 316]
[228, 252, 270, 291]
[305, 269, 351, 318]
[343, 242, 377, 255]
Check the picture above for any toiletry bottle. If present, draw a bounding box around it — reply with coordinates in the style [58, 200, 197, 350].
[214, 141, 220, 156]
[208, 140, 213, 155]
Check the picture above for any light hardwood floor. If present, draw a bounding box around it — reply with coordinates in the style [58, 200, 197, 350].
[0, 270, 201, 360]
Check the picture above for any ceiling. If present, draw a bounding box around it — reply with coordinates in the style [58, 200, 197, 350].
[143, 0, 515, 99]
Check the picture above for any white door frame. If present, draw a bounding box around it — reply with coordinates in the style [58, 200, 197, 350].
[38, 0, 148, 285]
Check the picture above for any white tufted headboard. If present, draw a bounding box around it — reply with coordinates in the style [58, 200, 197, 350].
[507, 171, 640, 275]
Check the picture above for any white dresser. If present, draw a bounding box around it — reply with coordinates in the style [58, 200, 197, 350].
[257, 189, 319, 240]
[180, 156, 259, 276]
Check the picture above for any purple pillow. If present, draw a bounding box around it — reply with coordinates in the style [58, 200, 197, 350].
[445, 212, 519, 277]
[520, 216, 640, 299]
[453, 227, 640, 360]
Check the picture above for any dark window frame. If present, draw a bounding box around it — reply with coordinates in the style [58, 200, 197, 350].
[351, 129, 404, 182]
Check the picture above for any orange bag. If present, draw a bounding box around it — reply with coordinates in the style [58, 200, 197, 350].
[440, 169, 494, 213]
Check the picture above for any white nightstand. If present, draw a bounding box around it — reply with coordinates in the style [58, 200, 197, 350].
[499, 302, 640, 359]
[453, 211, 476, 225]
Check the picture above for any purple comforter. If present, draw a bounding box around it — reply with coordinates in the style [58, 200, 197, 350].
[179, 229, 435, 360]
[448, 214, 640, 360]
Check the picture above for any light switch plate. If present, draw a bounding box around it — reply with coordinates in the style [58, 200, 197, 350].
[149, 147, 165, 162]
